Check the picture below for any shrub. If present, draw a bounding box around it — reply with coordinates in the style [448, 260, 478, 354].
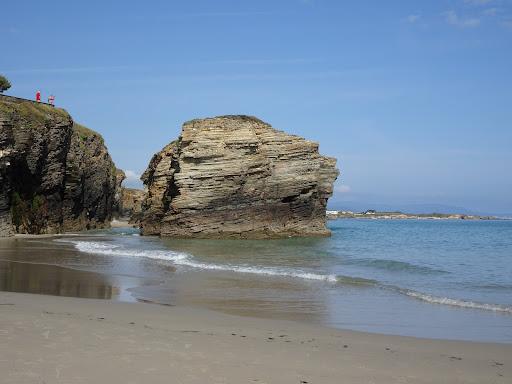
[0, 75, 11, 93]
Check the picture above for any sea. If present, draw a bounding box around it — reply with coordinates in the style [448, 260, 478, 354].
[1, 219, 511, 343]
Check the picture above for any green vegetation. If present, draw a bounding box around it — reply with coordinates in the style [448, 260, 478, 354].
[0, 97, 69, 128]
[10, 192, 47, 233]
[0, 74, 11, 93]
[73, 122, 104, 144]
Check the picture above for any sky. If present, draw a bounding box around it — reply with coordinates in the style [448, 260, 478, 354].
[1, 0, 511, 214]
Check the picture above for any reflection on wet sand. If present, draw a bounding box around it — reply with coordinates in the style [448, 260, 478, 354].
[131, 271, 329, 324]
[1, 235, 331, 323]
[0, 260, 118, 299]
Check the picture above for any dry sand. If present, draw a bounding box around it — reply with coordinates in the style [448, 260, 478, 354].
[0, 291, 510, 383]
[110, 219, 133, 228]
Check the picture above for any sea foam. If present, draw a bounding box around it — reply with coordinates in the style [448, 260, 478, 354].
[56, 238, 512, 314]
[398, 289, 512, 314]
[57, 239, 338, 282]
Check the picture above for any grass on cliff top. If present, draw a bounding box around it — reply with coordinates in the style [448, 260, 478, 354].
[183, 115, 267, 127]
[0, 98, 69, 125]
[73, 122, 104, 143]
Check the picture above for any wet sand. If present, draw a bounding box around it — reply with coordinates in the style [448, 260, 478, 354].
[1, 235, 511, 382]
[0, 259, 129, 300]
[1, 291, 510, 384]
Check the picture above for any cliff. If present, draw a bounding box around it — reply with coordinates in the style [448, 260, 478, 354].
[0, 96, 119, 236]
[140, 115, 339, 238]
[117, 188, 145, 222]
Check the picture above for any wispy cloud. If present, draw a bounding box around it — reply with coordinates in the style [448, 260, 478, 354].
[336, 185, 351, 194]
[501, 18, 512, 28]
[124, 169, 140, 182]
[464, 0, 493, 5]
[124, 170, 142, 186]
[483, 7, 498, 16]
[171, 11, 275, 18]
[0, 66, 138, 75]
[444, 10, 481, 28]
[208, 58, 323, 65]
[405, 14, 421, 23]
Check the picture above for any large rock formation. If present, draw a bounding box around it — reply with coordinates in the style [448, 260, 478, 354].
[116, 187, 145, 222]
[140, 115, 339, 239]
[0, 96, 119, 236]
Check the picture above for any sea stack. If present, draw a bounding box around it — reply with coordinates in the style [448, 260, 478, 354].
[0, 96, 120, 236]
[140, 115, 339, 239]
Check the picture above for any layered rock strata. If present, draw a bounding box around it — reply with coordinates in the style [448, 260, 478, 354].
[140, 115, 339, 239]
[0, 96, 119, 235]
[117, 188, 145, 222]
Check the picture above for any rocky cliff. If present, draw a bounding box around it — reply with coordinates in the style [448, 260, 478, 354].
[140, 115, 339, 239]
[117, 188, 145, 222]
[0, 96, 119, 236]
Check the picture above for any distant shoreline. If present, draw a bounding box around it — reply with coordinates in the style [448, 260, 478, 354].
[327, 210, 507, 221]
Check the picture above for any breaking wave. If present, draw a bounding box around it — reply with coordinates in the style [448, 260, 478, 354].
[395, 288, 512, 314]
[56, 239, 338, 282]
[56, 239, 512, 314]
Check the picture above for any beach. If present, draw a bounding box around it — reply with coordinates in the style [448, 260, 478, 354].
[1, 219, 512, 383]
[1, 290, 510, 384]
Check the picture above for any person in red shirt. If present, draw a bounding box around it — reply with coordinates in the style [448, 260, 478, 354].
[36, 90, 41, 102]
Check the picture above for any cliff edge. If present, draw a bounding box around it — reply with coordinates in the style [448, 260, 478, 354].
[0, 96, 120, 235]
[140, 115, 339, 239]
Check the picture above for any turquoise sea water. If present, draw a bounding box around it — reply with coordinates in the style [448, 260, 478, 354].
[2, 219, 512, 342]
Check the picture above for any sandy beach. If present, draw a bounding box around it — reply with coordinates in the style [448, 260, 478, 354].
[1, 291, 510, 384]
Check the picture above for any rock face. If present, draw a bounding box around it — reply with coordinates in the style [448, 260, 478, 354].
[117, 188, 145, 222]
[140, 115, 339, 238]
[112, 169, 126, 217]
[0, 96, 119, 236]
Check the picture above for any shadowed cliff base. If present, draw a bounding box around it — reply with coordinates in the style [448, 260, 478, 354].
[140, 115, 339, 239]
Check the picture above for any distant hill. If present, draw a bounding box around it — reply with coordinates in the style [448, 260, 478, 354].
[327, 201, 508, 217]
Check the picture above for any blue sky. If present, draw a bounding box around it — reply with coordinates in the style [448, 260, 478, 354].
[1, 0, 511, 213]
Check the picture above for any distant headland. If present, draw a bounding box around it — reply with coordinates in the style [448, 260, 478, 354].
[327, 209, 505, 221]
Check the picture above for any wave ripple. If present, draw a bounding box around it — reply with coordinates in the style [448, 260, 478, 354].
[56, 239, 512, 314]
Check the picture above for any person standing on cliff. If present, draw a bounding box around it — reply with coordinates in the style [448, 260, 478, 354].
[48, 95, 55, 106]
[36, 90, 41, 103]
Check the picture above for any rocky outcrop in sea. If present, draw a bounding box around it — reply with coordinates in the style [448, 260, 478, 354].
[140, 115, 339, 238]
[0, 96, 120, 236]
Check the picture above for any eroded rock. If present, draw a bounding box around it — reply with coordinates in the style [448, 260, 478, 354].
[0, 96, 119, 235]
[140, 115, 339, 239]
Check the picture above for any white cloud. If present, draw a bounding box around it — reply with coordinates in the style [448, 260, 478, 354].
[124, 170, 141, 183]
[209, 58, 323, 65]
[0, 66, 138, 75]
[405, 14, 421, 23]
[501, 18, 512, 28]
[172, 11, 274, 18]
[444, 10, 481, 28]
[123, 170, 144, 188]
[483, 8, 498, 16]
[336, 185, 351, 194]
